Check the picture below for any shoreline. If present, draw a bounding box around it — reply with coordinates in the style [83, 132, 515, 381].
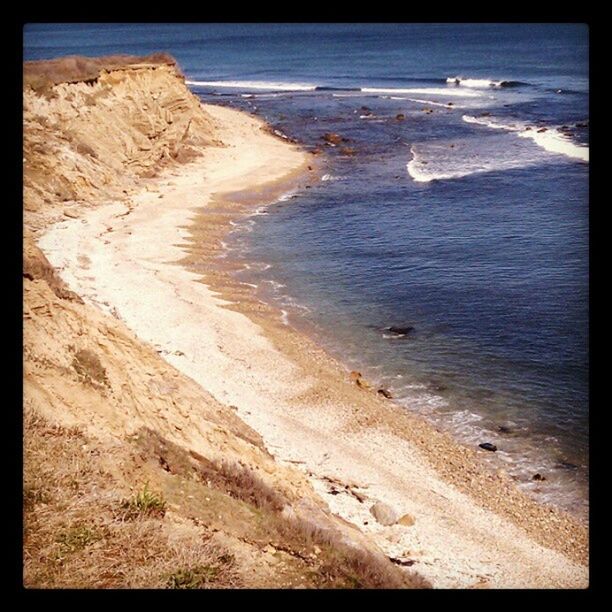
[37, 102, 588, 588]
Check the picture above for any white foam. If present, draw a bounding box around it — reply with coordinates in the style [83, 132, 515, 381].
[462, 115, 589, 162]
[406, 97, 459, 108]
[447, 76, 507, 88]
[277, 191, 297, 202]
[186, 80, 317, 91]
[362, 86, 482, 98]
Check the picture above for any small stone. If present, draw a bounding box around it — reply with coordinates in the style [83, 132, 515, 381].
[377, 388, 392, 399]
[532, 473, 546, 481]
[398, 513, 416, 527]
[370, 501, 398, 526]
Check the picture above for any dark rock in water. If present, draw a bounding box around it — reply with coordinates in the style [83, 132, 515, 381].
[361, 106, 371, 112]
[532, 473, 546, 481]
[575, 122, 588, 128]
[377, 388, 393, 399]
[556, 461, 579, 470]
[429, 383, 447, 393]
[497, 425, 512, 434]
[387, 326, 414, 336]
[480, 112, 491, 117]
[322, 132, 344, 145]
[447, 102, 454, 106]
[339, 146, 356, 156]
[479, 442, 497, 452]
[537, 127, 547, 133]
[396, 113, 405, 121]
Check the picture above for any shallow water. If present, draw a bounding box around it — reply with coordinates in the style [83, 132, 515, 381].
[24, 23, 589, 517]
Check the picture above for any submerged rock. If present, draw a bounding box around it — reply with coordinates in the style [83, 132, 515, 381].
[556, 461, 579, 470]
[322, 132, 345, 145]
[387, 326, 414, 337]
[370, 501, 398, 526]
[339, 146, 356, 156]
[396, 113, 405, 121]
[479, 442, 497, 452]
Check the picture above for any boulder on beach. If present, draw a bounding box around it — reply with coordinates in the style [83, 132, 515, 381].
[370, 501, 399, 526]
[377, 388, 393, 399]
[479, 442, 497, 452]
[350, 370, 371, 389]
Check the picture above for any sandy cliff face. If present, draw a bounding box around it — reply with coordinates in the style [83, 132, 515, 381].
[23, 56, 221, 231]
[23, 57, 428, 589]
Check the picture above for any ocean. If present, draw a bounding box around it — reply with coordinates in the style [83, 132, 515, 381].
[23, 23, 589, 517]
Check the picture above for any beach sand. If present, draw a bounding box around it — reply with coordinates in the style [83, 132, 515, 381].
[38, 103, 588, 589]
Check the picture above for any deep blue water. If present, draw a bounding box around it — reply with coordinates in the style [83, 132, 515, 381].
[24, 23, 589, 516]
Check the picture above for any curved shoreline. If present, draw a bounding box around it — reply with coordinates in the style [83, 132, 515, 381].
[37, 102, 588, 588]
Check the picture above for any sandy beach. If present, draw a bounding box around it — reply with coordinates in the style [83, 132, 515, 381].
[36, 101, 588, 589]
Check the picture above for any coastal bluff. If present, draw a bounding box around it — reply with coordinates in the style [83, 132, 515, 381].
[24, 54, 221, 230]
[23, 54, 431, 589]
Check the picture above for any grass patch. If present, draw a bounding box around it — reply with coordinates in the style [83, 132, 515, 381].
[166, 552, 236, 589]
[56, 524, 103, 554]
[122, 483, 166, 519]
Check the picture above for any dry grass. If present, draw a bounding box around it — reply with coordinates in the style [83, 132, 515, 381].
[23, 53, 177, 91]
[23, 409, 239, 589]
[131, 428, 430, 589]
[24, 414, 429, 589]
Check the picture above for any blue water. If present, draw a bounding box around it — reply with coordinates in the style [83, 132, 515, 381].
[24, 23, 589, 516]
